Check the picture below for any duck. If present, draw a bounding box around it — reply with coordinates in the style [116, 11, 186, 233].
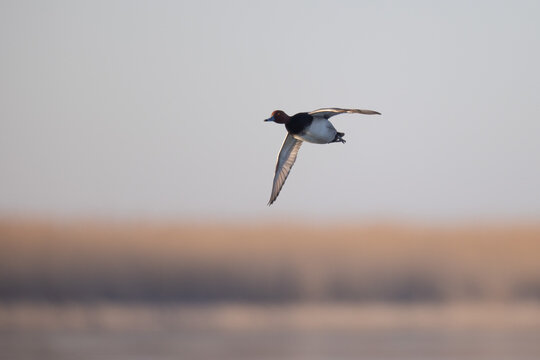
[265, 107, 381, 205]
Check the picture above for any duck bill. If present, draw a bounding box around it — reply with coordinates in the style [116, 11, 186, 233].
[264, 116, 275, 122]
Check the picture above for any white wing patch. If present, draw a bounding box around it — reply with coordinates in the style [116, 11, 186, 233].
[309, 107, 381, 119]
[269, 134, 303, 205]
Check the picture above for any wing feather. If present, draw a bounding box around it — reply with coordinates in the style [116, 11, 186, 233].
[309, 107, 381, 119]
[269, 134, 303, 205]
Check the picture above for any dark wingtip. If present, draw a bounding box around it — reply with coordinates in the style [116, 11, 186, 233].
[358, 109, 381, 115]
[366, 110, 381, 115]
[268, 195, 277, 206]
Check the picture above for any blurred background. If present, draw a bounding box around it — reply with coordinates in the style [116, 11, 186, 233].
[1, 1, 540, 359]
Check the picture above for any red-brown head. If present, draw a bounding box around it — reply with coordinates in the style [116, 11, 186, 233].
[264, 110, 290, 124]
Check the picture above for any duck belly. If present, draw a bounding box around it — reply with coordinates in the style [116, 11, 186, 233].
[293, 118, 337, 144]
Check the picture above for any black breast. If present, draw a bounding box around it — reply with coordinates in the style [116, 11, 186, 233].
[285, 112, 313, 134]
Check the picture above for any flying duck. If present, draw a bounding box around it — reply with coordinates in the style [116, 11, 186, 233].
[265, 107, 381, 205]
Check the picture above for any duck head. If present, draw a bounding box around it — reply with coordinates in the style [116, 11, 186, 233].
[264, 110, 290, 124]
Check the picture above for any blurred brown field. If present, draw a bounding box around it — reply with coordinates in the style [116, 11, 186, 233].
[2, 218, 540, 360]
[1, 218, 540, 303]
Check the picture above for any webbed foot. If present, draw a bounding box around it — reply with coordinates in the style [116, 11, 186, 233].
[332, 132, 346, 144]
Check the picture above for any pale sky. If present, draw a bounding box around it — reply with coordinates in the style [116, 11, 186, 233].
[1, 1, 540, 221]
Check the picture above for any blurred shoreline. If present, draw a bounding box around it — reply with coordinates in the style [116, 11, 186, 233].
[1, 217, 540, 303]
[2, 218, 540, 360]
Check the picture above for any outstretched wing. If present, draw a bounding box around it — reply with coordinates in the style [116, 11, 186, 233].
[309, 107, 381, 119]
[269, 133, 303, 205]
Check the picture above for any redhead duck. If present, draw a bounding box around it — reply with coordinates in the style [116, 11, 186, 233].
[265, 107, 380, 205]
